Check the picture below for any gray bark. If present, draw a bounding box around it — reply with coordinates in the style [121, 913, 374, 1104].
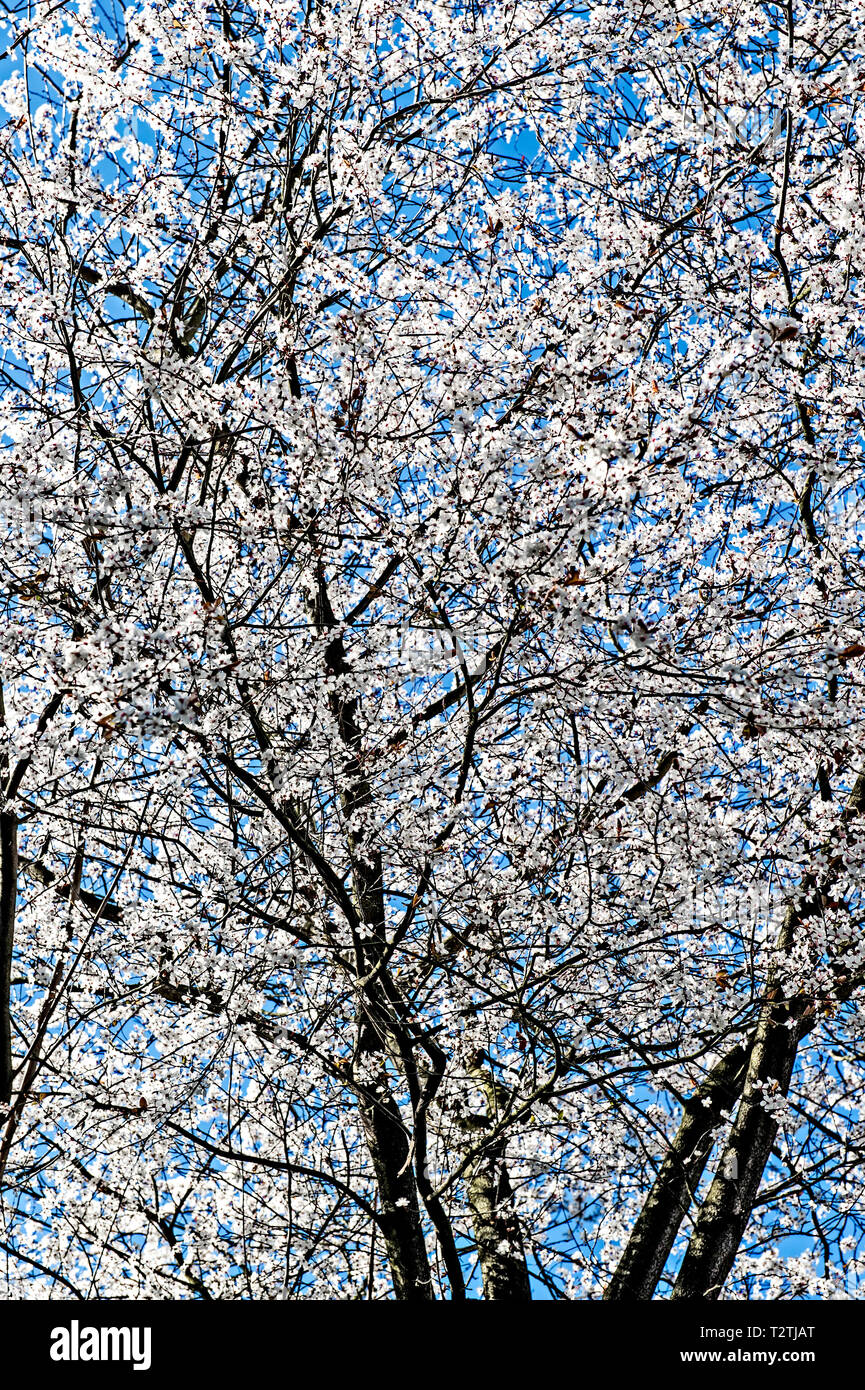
[465, 1056, 532, 1300]
[0, 809, 17, 1105]
[670, 905, 799, 1300]
[671, 774, 865, 1299]
[468, 1152, 532, 1300]
[604, 1041, 748, 1300]
[318, 574, 436, 1300]
[355, 1016, 435, 1301]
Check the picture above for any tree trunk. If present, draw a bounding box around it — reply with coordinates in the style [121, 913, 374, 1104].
[465, 1057, 531, 1300]
[316, 572, 435, 1298]
[356, 1015, 434, 1301]
[0, 809, 16, 1105]
[468, 1150, 532, 1300]
[670, 908, 798, 1300]
[604, 1041, 748, 1300]
[670, 775, 865, 1300]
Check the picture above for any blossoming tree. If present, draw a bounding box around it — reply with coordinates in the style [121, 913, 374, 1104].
[0, 0, 864, 1300]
